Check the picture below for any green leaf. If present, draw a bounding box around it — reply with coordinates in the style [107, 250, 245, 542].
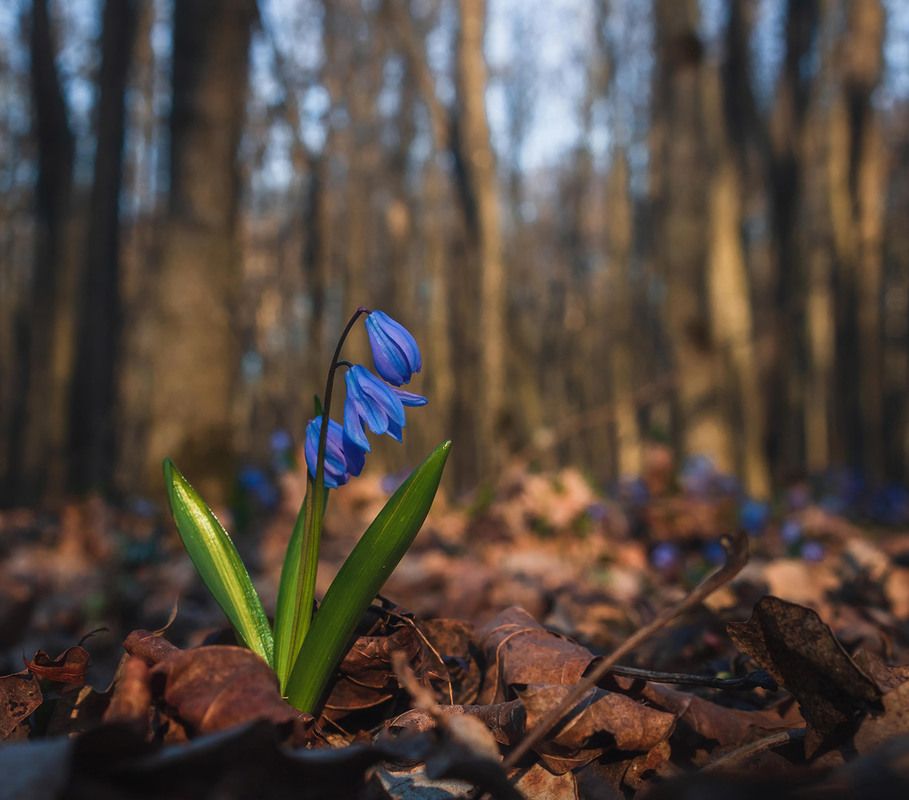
[163, 458, 274, 666]
[273, 482, 316, 690]
[285, 440, 451, 713]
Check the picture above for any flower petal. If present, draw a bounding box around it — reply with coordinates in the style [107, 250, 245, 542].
[392, 387, 428, 407]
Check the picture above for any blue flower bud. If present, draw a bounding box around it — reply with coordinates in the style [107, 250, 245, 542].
[365, 310, 422, 386]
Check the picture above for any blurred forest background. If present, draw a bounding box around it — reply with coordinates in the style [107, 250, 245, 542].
[1, 0, 908, 510]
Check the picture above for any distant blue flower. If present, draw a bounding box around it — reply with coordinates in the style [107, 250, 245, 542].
[701, 540, 726, 565]
[343, 364, 426, 451]
[651, 542, 681, 571]
[739, 498, 770, 535]
[270, 429, 293, 453]
[365, 310, 422, 386]
[780, 518, 802, 546]
[800, 541, 825, 562]
[305, 417, 366, 489]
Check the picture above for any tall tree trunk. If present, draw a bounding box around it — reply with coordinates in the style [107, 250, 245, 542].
[652, 0, 732, 472]
[848, 0, 886, 480]
[606, 151, 641, 479]
[765, 0, 819, 476]
[9, 0, 76, 505]
[145, 0, 254, 503]
[455, 0, 507, 479]
[68, 0, 138, 494]
[708, 2, 770, 498]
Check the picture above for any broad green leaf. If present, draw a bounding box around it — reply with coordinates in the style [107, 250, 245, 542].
[163, 458, 274, 666]
[285, 440, 451, 713]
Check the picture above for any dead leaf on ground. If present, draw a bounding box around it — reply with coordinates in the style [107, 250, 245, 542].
[0, 669, 42, 739]
[149, 644, 314, 745]
[853, 680, 909, 755]
[477, 606, 594, 704]
[627, 680, 803, 747]
[727, 595, 881, 756]
[851, 649, 909, 693]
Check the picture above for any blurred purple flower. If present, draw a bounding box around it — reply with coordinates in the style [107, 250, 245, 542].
[651, 542, 681, 571]
[800, 541, 825, 562]
[780, 518, 802, 546]
[739, 498, 770, 535]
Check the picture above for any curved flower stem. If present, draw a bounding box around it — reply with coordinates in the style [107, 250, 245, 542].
[293, 308, 369, 652]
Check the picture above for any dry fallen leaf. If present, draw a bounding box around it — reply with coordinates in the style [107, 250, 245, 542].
[0, 669, 42, 740]
[727, 595, 881, 756]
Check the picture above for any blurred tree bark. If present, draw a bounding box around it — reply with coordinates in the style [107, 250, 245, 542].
[838, 0, 886, 480]
[145, 0, 255, 503]
[708, 2, 771, 498]
[765, 0, 819, 475]
[384, 0, 455, 456]
[606, 151, 642, 479]
[652, 0, 733, 473]
[454, 0, 507, 480]
[801, 6, 837, 475]
[68, 0, 138, 494]
[11, 0, 79, 505]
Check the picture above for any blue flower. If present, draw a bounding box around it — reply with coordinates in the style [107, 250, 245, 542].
[305, 417, 366, 489]
[365, 310, 422, 386]
[343, 365, 426, 451]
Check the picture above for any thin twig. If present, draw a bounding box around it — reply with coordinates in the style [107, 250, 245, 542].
[701, 727, 806, 772]
[608, 664, 778, 692]
[502, 529, 750, 770]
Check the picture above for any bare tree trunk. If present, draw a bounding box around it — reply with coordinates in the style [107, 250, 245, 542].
[384, 0, 455, 452]
[68, 0, 138, 494]
[707, 3, 770, 498]
[145, 0, 254, 503]
[455, 0, 506, 478]
[606, 151, 641, 479]
[652, 0, 733, 472]
[764, 0, 819, 476]
[10, 0, 76, 504]
[849, 0, 886, 480]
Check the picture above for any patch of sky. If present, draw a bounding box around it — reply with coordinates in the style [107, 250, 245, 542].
[54, 0, 101, 184]
[879, 0, 909, 107]
[750, 0, 786, 109]
[486, 0, 592, 172]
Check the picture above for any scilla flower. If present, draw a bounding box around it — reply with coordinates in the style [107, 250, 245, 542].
[305, 417, 366, 489]
[343, 364, 427, 451]
[365, 310, 422, 386]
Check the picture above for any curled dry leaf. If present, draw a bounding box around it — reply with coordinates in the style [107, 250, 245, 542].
[103, 656, 152, 732]
[123, 629, 181, 666]
[727, 596, 881, 756]
[477, 606, 594, 704]
[24, 646, 90, 685]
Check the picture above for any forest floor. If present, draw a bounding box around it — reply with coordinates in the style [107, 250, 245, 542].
[3, 449, 909, 799]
